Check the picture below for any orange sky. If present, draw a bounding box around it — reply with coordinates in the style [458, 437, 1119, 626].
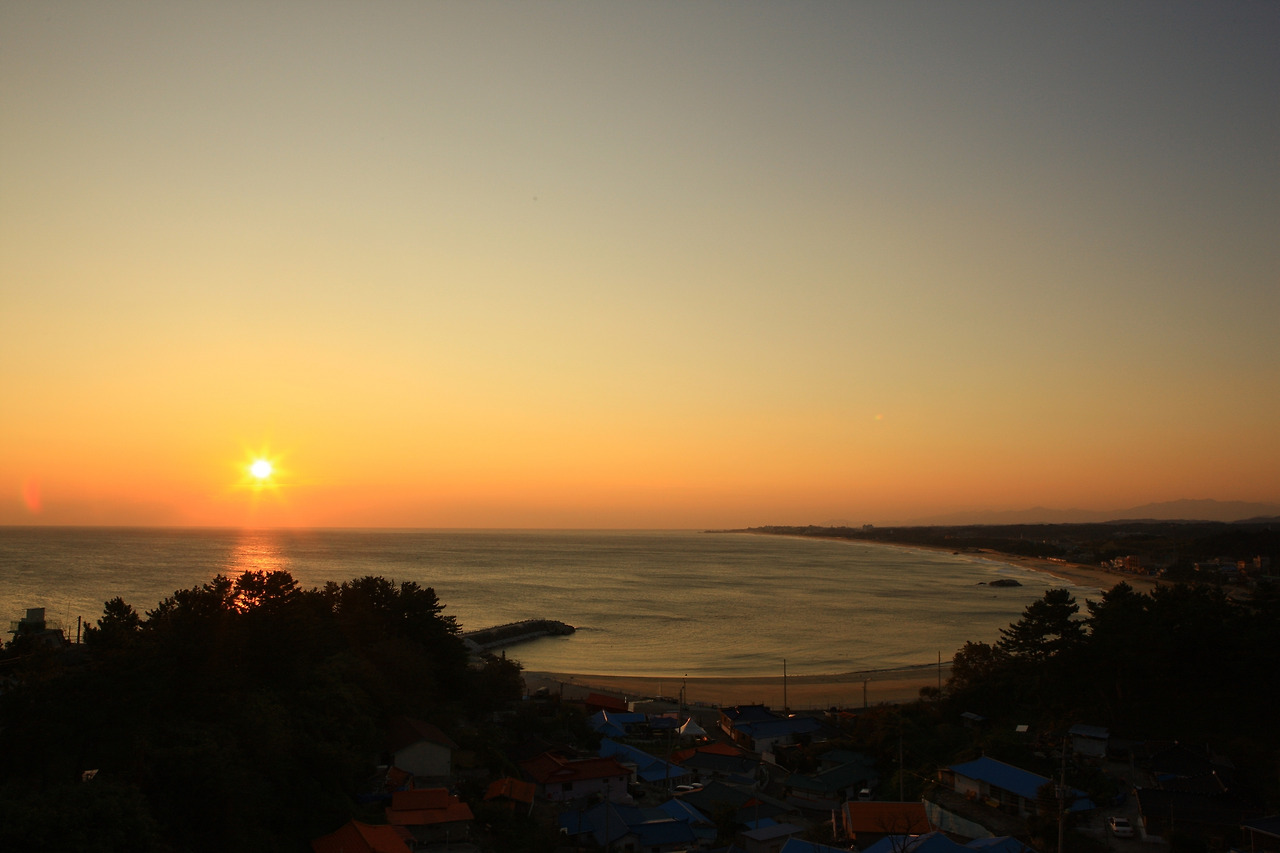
[3, 3, 1278, 528]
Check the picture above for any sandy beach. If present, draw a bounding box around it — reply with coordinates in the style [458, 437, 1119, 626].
[966, 548, 1159, 596]
[522, 545, 1157, 710]
[523, 663, 951, 711]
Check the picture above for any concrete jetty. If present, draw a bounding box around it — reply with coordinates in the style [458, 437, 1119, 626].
[460, 619, 575, 653]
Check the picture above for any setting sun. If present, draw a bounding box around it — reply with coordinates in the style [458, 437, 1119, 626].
[250, 460, 273, 480]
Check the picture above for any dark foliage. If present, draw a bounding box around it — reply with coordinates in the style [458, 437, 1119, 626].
[0, 571, 518, 853]
[944, 583, 1280, 790]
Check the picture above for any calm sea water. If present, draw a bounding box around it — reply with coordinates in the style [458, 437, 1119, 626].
[0, 528, 1095, 677]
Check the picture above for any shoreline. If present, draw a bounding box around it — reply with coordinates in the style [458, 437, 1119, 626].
[764, 531, 1161, 596]
[522, 541, 1159, 709]
[523, 662, 952, 710]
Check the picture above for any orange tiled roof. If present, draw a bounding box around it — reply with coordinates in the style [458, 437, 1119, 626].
[520, 751, 631, 785]
[485, 776, 537, 804]
[312, 820, 411, 853]
[391, 788, 453, 810]
[671, 740, 748, 764]
[378, 766, 413, 793]
[385, 787, 474, 827]
[842, 801, 932, 834]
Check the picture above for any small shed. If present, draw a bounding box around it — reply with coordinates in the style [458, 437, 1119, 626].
[1068, 724, 1109, 759]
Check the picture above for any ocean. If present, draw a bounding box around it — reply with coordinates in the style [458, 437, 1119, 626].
[0, 527, 1094, 678]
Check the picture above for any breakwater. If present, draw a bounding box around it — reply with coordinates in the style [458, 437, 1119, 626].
[461, 619, 575, 653]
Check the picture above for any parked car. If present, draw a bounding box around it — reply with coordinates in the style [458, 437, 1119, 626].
[1108, 817, 1134, 838]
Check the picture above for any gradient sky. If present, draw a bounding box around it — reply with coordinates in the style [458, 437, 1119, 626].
[3, 1, 1277, 529]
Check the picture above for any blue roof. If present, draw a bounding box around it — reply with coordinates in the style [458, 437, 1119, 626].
[862, 834, 965, 853]
[743, 822, 803, 841]
[737, 715, 823, 739]
[660, 797, 711, 822]
[863, 834, 1037, 853]
[599, 738, 688, 784]
[951, 757, 1049, 801]
[722, 704, 780, 725]
[968, 837, 1037, 853]
[781, 840, 850, 853]
[560, 801, 696, 846]
[589, 710, 647, 737]
[949, 757, 1093, 812]
[634, 817, 697, 846]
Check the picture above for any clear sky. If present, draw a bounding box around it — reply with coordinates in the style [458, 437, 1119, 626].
[3, 1, 1277, 529]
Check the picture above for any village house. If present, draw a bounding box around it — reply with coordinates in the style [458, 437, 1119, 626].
[560, 800, 699, 852]
[599, 737, 692, 788]
[1135, 787, 1264, 843]
[719, 704, 828, 754]
[384, 787, 474, 847]
[680, 779, 804, 833]
[1131, 742, 1264, 844]
[720, 704, 780, 741]
[311, 819, 412, 853]
[671, 741, 760, 786]
[658, 797, 719, 846]
[483, 776, 536, 814]
[583, 691, 630, 714]
[859, 832, 1036, 853]
[1067, 724, 1109, 759]
[940, 756, 1094, 820]
[737, 819, 805, 853]
[384, 716, 456, 781]
[840, 801, 933, 847]
[736, 715, 827, 755]
[589, 709, 649, 738]
[783, 751, 877, 810]
[520, 751, 631, 803]
[589, 707, 704, 741]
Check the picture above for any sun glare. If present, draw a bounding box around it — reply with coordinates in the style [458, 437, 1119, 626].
[250, 459, 273, 480]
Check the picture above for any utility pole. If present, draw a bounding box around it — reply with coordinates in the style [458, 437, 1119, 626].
[1057, 736, 1068, 853]
[899, 720, 905, 801]
[783, 659, 788, 713]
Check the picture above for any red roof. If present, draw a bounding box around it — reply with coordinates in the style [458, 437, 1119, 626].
[312, 820, 411, 853]
[842, 802, 932, 834]
[485, 776, 537, 804]
[671, 741, 748, 763]
[585, 692, 628, 712]
[520, 751, 631, 785]
[385, 787, 474, 827]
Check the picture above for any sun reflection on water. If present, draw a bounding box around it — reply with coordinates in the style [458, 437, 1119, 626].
[228, 532, 290, 577]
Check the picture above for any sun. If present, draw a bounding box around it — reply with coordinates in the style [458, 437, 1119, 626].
[250, 459, 273, 480]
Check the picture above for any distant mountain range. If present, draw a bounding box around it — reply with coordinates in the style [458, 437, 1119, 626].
[904, 499, 1280, 526]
